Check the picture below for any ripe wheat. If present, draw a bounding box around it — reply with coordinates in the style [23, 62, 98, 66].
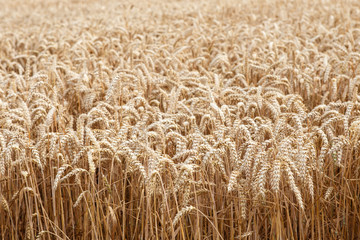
[0, 0, 359, 239]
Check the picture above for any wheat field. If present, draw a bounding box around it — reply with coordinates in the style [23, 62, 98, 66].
[0, 0, 360, 239]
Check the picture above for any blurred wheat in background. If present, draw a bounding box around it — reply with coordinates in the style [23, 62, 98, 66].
[0, 0, 360, 239]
